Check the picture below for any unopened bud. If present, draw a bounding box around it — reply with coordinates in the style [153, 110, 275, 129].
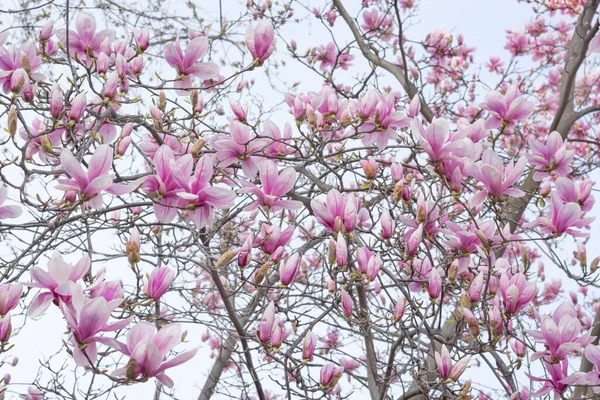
[254, 262, 270, 285]
[159, 91, 166, 111]
[126, 241, 140, 264]
[328, 237, 336, 264]
[191, 139, 206, 158]
[7, 107, 17, 137]
[215, 250, 239, 269]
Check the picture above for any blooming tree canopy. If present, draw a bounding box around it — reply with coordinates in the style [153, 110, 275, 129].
[0, 0, 599, 399]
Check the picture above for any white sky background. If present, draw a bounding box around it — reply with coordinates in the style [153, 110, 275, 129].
[1, 0, 598, 399]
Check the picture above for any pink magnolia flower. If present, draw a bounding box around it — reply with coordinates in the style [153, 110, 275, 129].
[26, 251, 90, 318]
[560, 345, 600, 393]
[341, 288, 352, 318]
[164, 37, 219, 94]
[530, 302, 594, 362]
[336, 234, 348, 267]
[279, 253, 300, 287]
[0, 314, 11, 343]
[245, 20, 276, 65]
[428, 267, 442, 299]
[357, 91, 410, 150]
[238, 234, 253, 268]
[262, 121, 295, 157]
[209, 118, 267, 178]
[254, 224, 293, 260]
[311, 189, 363, 233]
[361, 156, 378, 179]
[312, 42, 354, 73]
[468, 149, 526, 197]
[412, 118, 465, 162]
[302, 331, 317, 361]
[0, 283, 22, 316]
[0, 185, 22, 219]
[142, 145, 189, 222]
[90, 280, 124, 310]
[109, 322, 197, 387]
[144, 266, 175, 301]
[536, 193, 594, 237]
[393, 297, 407, 322]
[57, 12, 115, 66]
[256, 301, 290, 349]
[435, 345, 471, 381]
[58, 145, 137, 208]
[239, 160, 302, 212]
[527, 359, 569, 399]
[528, 131, 574, 181]
[380, 208, 395, 239]
[172, 154, 236, 228]
[555, 177, 594, 212]
[498, 272, 537, 315]
[0, 41, 43, 94]
[481, 84, 534, 128]
[320, 363, 344, 389]
[60, 296, 131, 367]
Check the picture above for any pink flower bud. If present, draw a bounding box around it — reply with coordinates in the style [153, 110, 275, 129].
[116, 137, 131, 156]
[0, 315, 11, 342]
[10, 68, 26, 93]
[391, 163, 403, 182]
[104, 72, 119, 98]
[449, 355, 470, 381]
[341, 288, 352, 318]
[393, 297, 406, 322]
[229, 96, 247, 121]
[238, 234, 253, 268]
[335, 234, 347, 267]
[3, 373, 10, 384]
[408, 94, 421, 118]
[50, 85, 63, 120]
[257, 301, 275, 344]
[510, 338, 526, 358]
[115, 54, 128, 78]
[361, 156, 378, 179]
[428, 267, 442, 299]
[320, 363, 344, 389]
[380, 208, 395, 239]
[406, 224, 423, 256]
[469, 273, 485, 302]
[435, 344, 452, 379]
[245, 20, 276, 65]
[0, 283, 22, 316]
[279, 253, 300, 286]
[96, 52, 110, 74]
[134, 29, 150, 52]
[302, 330, 316, 361]
[356, 247, 371, 274]
[145, 266, 175, 301]
[40, 19, 54, 41]
[68, 93, 87, 122]
[129, 55, 144, 75]
[366, 253, 382, 281]
[343, 196, 357, 232]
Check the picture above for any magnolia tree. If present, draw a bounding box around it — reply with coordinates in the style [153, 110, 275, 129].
[0, 0, 600, 399]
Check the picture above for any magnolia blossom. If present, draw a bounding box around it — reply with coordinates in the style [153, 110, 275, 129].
[498, 272, 537, 315]
[468, 149, 526, 198]
[57, 12, 115, 65]
[144, 267, 175, 301]
[26, 251, 91, 318]
[164, 37, 219, 94]
[108, 322, 197, 387]
[528, 131, 574, 181]
[481, 84, 534, 128]
[245, 20, 276, 65]
[435, 345, 471, 381]
[60, 296, 131, 367]
[58, 145, 137, 208]
[239, 160, 302, 212]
